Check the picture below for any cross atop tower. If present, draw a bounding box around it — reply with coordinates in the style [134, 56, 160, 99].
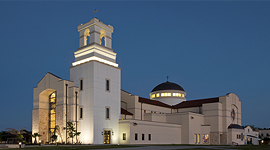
[166, 76, 169, 82]
[94, 9, 97, 18]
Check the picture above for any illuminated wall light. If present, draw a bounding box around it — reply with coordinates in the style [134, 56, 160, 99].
[156, 93, 160, 97]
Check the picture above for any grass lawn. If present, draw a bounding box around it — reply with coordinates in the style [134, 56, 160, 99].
[0, 145, 140, 150]
[172, 145, 270, 150]
[1, 144, 269, 150]
[227, 145, 270, 150]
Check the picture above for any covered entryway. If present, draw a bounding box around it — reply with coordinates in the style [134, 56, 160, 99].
[104, 130, 111, 144]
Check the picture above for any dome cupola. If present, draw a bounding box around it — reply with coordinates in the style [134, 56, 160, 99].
[151, 81, 185, 92]
[150, 77, 186, 106]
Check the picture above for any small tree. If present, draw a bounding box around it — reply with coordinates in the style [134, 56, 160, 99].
[51, 134, 57, 144]
[0, 131, 3, 142]
[54, 125, 63, 143]
[6, 127, 26, 141]
[63, 121, 81, 144]
[31, 133, 41, 144]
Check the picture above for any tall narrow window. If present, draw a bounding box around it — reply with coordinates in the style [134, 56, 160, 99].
[194, 134, 197, 143]
[80, 79, 83, 91]
[106, 79, 110, 91]
[84, 29, 90, 46]
[49, 92, 56, 142]
[101, 36, 105, 46]
[100, 29, 106, 46]
[123, 133, 126, 140]
[142, 134, 144, 141]
[135, 133, 138, 140]
[80, 107, 83, 119]
[106, 107, 110, 119]
[148, 134, 151, 141]
[198, 134, 200, 143]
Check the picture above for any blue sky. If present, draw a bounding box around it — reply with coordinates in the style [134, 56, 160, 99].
[0, 1, 270, 131]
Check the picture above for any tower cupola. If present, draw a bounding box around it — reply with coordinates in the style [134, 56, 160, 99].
[72, 17, 117, 67]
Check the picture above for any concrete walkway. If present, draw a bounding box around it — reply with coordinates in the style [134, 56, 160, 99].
[98, 145, 233, 150]
[21, 144, 236, 150]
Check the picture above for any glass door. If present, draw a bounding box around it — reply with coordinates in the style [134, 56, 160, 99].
[104, 130, 111, 144]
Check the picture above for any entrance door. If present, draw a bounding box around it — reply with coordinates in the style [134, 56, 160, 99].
[247, 138, 252, 145]
[104, 130, 111, 144]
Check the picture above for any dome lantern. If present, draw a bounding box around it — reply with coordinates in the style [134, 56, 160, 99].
[149, 80, 186, 106]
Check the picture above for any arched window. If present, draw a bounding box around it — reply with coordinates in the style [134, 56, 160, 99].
[100, 29, 106, 46]
[49, 92, 56, 142]
[84, 29, 90, 46]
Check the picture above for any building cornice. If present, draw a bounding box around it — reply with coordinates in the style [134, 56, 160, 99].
[77, 42, 114, 52]
[70, 59, 121, 69]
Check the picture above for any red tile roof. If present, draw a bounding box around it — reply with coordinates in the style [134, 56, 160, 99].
[121, 108, 133, 115]
[138, 97, 219, 109]
[139, 97, 172, 108]
[172, 97, 219, 109]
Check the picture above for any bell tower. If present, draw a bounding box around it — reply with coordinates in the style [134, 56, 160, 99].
[70, 16, 120, 144]
[78, 18, 113, 49]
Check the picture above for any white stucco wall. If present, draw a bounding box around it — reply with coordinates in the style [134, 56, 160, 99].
[119, 120, 181, 144]
[70, 60, 120, 144]
[228, 128, 245, 145]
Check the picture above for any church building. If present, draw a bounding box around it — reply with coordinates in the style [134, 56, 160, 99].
[32, 16, 245, 145]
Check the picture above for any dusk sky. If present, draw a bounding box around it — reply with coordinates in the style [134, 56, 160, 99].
[0, 1, 270, 131]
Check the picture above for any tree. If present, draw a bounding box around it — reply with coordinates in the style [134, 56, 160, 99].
[54, 125, 63, 143]
[6, 127, 26, 140]
[51, 134, 57, 144]
[31, 133, 41, 144]
[63, 121, 81, 144]
[0, 131, 3, 141]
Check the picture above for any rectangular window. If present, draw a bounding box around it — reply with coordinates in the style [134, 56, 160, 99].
[106, 79, 110, 91]
[198, 134, 200, 143]
[123, 133, 126, 140]
[148, 134, 151, 141]
[194, 134, 197, 143]
[142, 134, 144, 141]
[135, 133, 138, 140]
[80, 79, 83, 91]
[106, 107, 110, 119]
[202, 134, 209, 143]
[80, 107, 83, 119]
